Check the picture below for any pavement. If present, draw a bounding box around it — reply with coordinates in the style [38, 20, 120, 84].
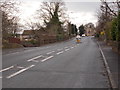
[1, 36, 111, 88]
[97, 40, 120, 89]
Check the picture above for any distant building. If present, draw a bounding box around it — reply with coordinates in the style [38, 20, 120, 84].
[21, 30, 36, 41]
[84, 23, 96, 36]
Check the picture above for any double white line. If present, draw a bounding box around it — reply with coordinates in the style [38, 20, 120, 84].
[56, 51, 64, 55]
[0, 66, 14, 73]
[65, 49, 70, 51]
[71, 47, 74, 49]
[57, 48, 63, 51]
[41, 56, 54, 62]
[7, 65, 35, 79]
[47, 51, 55, 55]
[27, 55, 43, 62]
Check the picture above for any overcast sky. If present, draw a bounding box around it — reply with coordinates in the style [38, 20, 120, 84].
[65, 2, 101, 27]
[17, 0, 102, 28]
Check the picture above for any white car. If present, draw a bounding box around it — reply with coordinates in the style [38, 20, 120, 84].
[82, 34, 86, 37]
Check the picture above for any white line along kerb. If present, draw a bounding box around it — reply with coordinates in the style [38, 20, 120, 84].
[7, 65, 35, 79]
[97, 41, 117, 88]
[41, 56, 54, 62]
[0, 66, 14, 72]
[27, 55, 43, 62]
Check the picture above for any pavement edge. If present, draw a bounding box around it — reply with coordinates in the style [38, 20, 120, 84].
[97, 41, 117, 90]
[0, 10, 2, 90]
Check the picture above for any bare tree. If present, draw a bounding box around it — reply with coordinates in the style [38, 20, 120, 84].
[36, 0, 68, 35]
[96, 0, 119, 31]
[37, 1, 67, 24]
[0, 0, 20, 39]
[96, 0, 120, 41]
[100, 0, 119, 17]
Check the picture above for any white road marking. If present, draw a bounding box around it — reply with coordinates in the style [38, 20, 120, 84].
[25, 50, 34, 52]
[57, 48, 63, 51]
[98, 42, 117, 88]
[27, 55, 43, 62]
[0, 76, 2, 78]
[46, 46, 50, 48]
[30, 60, 39, 62]
[13, 52, 19, 54]
[0, 66, 14, 72]
[41, 56, 54, 62]
[47, 51, 55, 55]
[75, 45, 77, 47]
[56, 51, 64, 55]
[71, 47, 74, 49]
[7, 65, 35, 79]
[65, 49, 70, 51]
[64, 47, 68, 48]
[17, 66, 25, 69]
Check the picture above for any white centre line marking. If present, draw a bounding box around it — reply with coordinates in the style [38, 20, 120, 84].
[26, 49, 33, 52]
[0, 66, 14, 72]
[56, 51, 64, 55]
[47, 51, 55, 55]
[75, 45, 77, 47]
[64, 47, 68, 48]
[65, 49, 70, 51]
[41, 56, 54, 62]
[27, 55, 43, 62]
[7, 65, 35, 79]
[46, 46, 50, 48]
[17, 66, 25, 69]
[57, 48, 62, 51]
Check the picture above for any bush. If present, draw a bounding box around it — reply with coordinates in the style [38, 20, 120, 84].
[56, 34, 64, 41]
[116, 11, 120, 41]
[95, 33, 99, 38]
[22, 39, 39, 47]
[111, 18, 117, 41]
[29, 39, 38, 45]
[104, 21, 112, 40]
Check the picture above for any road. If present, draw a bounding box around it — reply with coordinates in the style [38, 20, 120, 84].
[2, 36, 110, 88]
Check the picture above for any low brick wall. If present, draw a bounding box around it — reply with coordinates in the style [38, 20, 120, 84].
[40, 35, 57, 45]
[21, 35, 72, 47]
[8, 37, 21, 44]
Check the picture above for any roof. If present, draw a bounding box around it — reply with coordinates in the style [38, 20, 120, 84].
[23, 30, 35, 35]
[22, 29, 47, 35]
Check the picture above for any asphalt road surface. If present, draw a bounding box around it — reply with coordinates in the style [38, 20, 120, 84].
[2, 36, 110, 88]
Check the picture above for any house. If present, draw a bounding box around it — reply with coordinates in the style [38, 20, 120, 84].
[84, 23, 96, 36]
[20, 29, 48, 41]
[21, 30, 36, 41]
